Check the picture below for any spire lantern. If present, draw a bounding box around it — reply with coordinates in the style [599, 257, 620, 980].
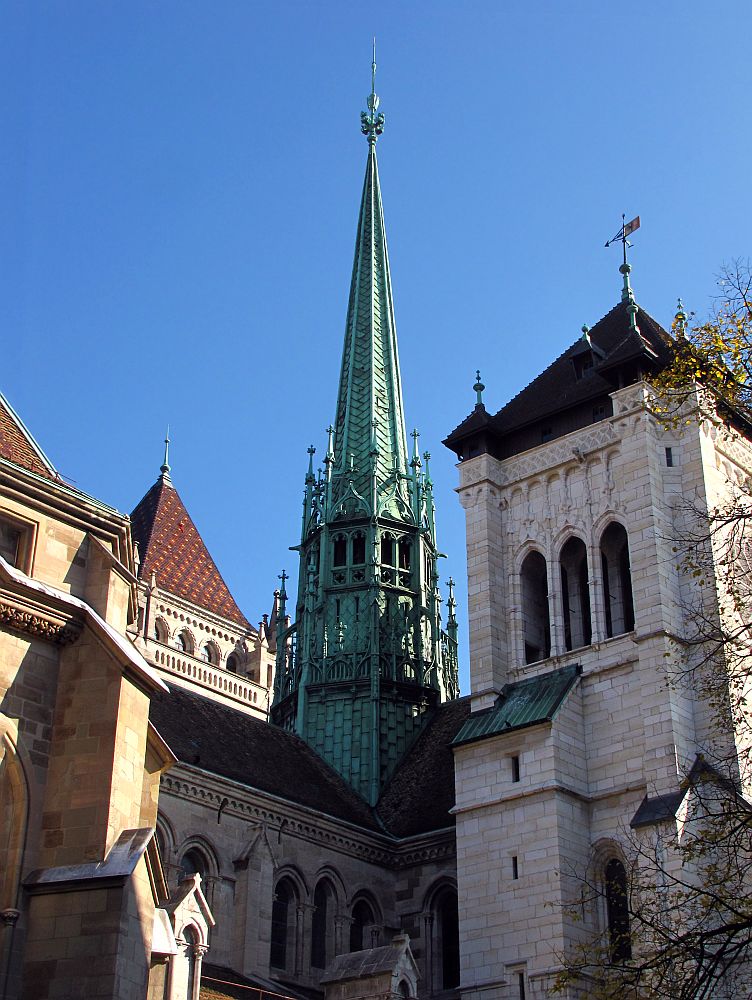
[675, 297, 688, 337]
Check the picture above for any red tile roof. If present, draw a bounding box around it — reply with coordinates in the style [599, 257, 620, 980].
[131, 476, 250, 628]
[0, 393, 57, 480]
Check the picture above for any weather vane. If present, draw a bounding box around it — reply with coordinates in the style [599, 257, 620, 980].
[361, 38, 385, 142]
[605, 213, 640, 268]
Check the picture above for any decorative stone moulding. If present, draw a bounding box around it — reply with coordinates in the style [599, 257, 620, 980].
[0, 597, 83, 646]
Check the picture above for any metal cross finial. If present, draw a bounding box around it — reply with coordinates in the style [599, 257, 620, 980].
[361, 38, 385, 143]
[473, 370, 485, 407]
[675, 297, 688, 336]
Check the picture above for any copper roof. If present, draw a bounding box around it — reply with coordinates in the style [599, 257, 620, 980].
[131, 476, 250, 628]
[0, 392, 58, 480]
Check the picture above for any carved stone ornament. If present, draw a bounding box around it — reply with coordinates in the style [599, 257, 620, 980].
[0, 600, 83, 646]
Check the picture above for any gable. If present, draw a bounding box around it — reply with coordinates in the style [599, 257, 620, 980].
[0, 391, 58, 480]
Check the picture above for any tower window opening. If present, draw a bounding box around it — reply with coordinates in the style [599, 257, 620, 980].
[398, 539, 411, 571]
[560, 537, 592, 651]
[665, 446, 674, 467]
[381, 534, 395, 566]
[226, 653, 239, 674]
[200, 643, 217, 665]
[511, 755, 520, 782]
[352, 532, 366, 564]
[0, 519, 23, 568]
[520, 551, 551, 664]
[605, 857, 632, 962]
[333, 535, 347, 567]
[600, 522, 634, 638]
[512, 855, 519, 879]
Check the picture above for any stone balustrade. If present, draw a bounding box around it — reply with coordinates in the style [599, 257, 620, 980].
[151, 643, 268, 712]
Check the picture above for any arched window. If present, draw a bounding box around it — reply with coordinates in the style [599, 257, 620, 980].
[604, 858, 632, 961]
[226, 653, 239, 674]
[520, 551, 550, 664]
[176, 630, 193, 654]
[154, 619, 168, 644]
[435, 888, 460, 990]
[600, 523, 635, 638]
[560, 537, 592, 651]
[271, 878, 296, 970]
[200, 643, 217, 665]
[398, 539, 411, 571]
[350, 898, 376, 952]
[180, 847, 209, 882]
[398, 981, 411, 999]
[311, 880, 335, 969]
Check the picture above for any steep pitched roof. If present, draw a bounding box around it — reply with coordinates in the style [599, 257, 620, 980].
[444, 299, 672, 453]
[376, 696, 472, 837]
[0, 391, 58, 480]
[149, 685, 380, 830]
[130, 475, 249, 628]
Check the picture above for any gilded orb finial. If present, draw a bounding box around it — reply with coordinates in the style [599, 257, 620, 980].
[361, 38, 385, 143]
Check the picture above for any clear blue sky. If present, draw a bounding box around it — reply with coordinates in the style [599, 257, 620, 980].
[2, 2, 750, 692]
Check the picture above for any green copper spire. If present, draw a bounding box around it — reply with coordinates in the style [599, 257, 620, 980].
[334, 61, 406, 489]
[272, 62, 459, 805]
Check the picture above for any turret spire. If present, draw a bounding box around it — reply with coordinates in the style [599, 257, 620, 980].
[605, 213, 641, 331]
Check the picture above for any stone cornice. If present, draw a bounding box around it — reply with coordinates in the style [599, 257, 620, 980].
[161, 767, 456, 870]
[0, 593, 82, 646]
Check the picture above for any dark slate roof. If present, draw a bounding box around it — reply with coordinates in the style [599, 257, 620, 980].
[453, 664, 581, 747]
[131, 476, 250, 628]
[444, 299, 672, 452]
[0, 391, 58, 480]
[201, 965, 317, 1000]
[320, 943, 404, 984]
[630, 790, 687, 829]
[150, 685, 379, 831]
[376, 697, 471, 837]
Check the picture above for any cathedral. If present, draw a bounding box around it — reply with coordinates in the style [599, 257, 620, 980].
[1, 69, 751, 1000]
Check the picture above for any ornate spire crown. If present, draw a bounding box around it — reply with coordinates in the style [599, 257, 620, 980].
[361, 39, 385, 142]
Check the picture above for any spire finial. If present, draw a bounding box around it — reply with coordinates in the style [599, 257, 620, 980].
[361, 38, 385, 143]
[160, 426, 172, 482]
[473, 370, 485, 408]
[605, 213, 641, 329]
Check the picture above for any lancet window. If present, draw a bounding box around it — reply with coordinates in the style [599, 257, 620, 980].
[311, 879, 336, 969]
[600, 522, 634, 637]
[435, 887, 460, 990]
[270, 878, 297, 971]
[604, 857, 632, 961]
[520, 551, 550, 664]
[560, 537, 592, 651]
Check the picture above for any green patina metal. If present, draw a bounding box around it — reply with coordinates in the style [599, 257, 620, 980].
[271, 64, 459, 806]
[452, 664, 581, 747]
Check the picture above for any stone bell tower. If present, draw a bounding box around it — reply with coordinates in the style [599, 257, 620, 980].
[271, 58, 459, 805]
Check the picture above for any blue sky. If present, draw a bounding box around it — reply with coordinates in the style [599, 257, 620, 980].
[2, 2, 750, 692]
